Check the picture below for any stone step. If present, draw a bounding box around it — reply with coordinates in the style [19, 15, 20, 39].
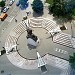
[53, 33, 73, 48]
[30, 20, 42, 28]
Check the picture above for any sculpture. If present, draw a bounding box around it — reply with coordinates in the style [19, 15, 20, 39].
[26, 28, 39, 49]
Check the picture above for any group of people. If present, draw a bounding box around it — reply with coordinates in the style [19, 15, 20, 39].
[15, 11, 31, 22]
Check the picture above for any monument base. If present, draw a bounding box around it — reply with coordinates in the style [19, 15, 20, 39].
[27, 38, 40, 49]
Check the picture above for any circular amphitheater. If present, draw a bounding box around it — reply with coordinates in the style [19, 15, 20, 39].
[5, 17, 70, 70]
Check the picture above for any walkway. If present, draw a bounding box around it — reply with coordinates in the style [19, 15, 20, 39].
[5, 17, 70, 72]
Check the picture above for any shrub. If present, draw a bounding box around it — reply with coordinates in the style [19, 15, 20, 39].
[69, 53, 75, 69]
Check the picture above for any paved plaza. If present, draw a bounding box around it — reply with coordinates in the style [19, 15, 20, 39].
[0, 0, 75, 75]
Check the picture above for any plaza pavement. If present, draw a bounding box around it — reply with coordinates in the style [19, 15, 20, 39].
[0, 0, 75, 75]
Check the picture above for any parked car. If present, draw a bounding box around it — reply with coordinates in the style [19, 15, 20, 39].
[9, 0, 15, 6]
[1, 6, 9, 13]
[3, 6, 9, 13]
[0, 13, 8, 21]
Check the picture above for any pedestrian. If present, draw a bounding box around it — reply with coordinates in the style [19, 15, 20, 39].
[26, 12, 29, 16]
[15, 19, 17, 22]
[23, 16, 27, 20]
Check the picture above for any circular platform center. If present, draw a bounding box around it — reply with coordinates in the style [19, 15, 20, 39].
[17, 28, 52, 59]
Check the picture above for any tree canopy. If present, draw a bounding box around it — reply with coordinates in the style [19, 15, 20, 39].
[49, 0, 75, 19]
[0, 1, 5, 7]
[32, 0, 44, 13]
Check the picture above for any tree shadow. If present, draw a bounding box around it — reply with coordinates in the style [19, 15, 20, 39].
[33, 11, 44, 17]
[52, 14, 74, 26]
[48, 11, 67, 25]
[52, 15, 71, 30]
[53, 16, 68, 25]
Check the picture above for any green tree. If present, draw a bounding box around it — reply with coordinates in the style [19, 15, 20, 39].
[32, 0, 44, 13]
[48, 0, 75, 19]
[69, 53, 75, 69]
[49, 0, 66, 17]
[0, 1, 5, 7]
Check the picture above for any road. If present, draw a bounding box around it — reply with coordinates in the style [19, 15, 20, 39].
[0, 0, 19, 50]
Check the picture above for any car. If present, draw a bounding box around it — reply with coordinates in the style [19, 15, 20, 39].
[1, 6, 9, 13]
[2, 6, 9, 13]
[9, 0, 14, 6]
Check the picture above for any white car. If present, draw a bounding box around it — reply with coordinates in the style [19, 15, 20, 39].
[9, 0, 15, 6]
[3, 6, 9, 13]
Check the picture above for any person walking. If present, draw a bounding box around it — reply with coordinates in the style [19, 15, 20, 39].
[15, 19, 17, 22]
[26, 12, 29, 16]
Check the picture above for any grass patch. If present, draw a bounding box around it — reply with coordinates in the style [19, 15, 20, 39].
[46, 0, 53, 4]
